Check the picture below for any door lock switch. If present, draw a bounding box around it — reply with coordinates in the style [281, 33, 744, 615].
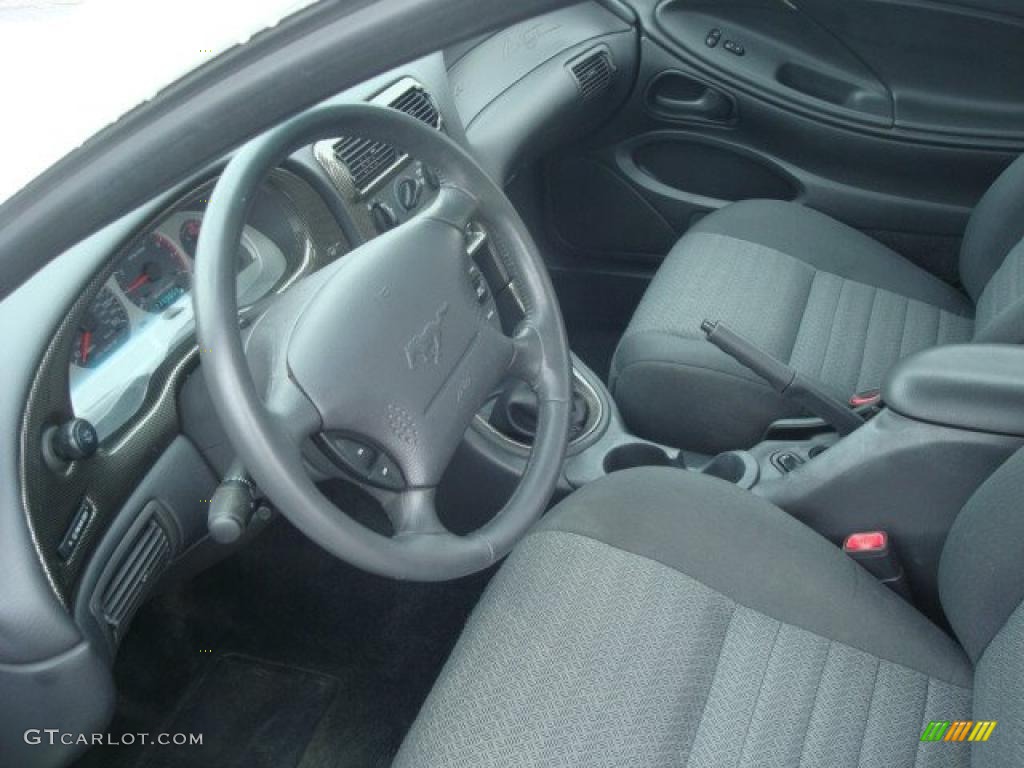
[723, 40, 745, 56]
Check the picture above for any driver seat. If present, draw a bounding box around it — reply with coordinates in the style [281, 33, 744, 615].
[395, 450, 1024, 767]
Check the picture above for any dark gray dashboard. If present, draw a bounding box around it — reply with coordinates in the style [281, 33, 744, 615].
[449, 1, 637, 183]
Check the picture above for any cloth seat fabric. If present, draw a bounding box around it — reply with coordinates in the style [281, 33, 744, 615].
[395, 467, 981, 768]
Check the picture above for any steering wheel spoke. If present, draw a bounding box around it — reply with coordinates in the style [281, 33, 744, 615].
[383, 487, 447, 537]
[426, 183, 480, 233]
[263, 373, 323, 449]
[507, 322, 546, 389]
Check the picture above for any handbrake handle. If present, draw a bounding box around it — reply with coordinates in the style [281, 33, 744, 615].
[701, 319, 864, 436]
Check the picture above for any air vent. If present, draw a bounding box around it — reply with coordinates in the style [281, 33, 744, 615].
[330, 83, 442, 194]
[390, 86, 441, 128]
[332, 136, 399, 192]
[100, 518, 171, 639]
[571, 49, 614, 101]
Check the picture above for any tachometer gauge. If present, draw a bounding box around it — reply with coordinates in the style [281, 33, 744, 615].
[116, 232, 191, 312]
[72, 287, 130, 368]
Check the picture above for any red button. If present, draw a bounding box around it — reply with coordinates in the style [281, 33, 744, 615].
[850, 391, 882, 407]
[844, 531, 887, 552]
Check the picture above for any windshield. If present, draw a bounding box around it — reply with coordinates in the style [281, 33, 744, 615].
[0, 0, 316, 203]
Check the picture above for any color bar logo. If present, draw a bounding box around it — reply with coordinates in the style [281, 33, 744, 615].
[920, 721, 996, 742]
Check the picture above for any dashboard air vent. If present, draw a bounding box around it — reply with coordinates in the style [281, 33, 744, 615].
[331, 83, 442, 193]
[332, 136, 399, 192]
[571, 49, 614, 101]
[100, 518, 171, 640]
[390, 86, 441, 128]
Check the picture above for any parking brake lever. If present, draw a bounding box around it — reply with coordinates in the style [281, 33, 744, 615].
[701, 319, 864, 436]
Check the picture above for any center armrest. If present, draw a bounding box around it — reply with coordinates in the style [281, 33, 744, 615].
[883, 344, 1024, 437]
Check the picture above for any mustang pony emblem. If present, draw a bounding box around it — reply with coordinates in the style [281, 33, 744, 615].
[405, 302, 448, 370]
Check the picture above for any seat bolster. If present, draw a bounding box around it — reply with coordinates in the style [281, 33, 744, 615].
[693, 200, 972, 315]
[960, 153, 1024, 301]
[939, 447, 1024, 662]
[611, 330, 801, 454]
[538, 466, 973, 687]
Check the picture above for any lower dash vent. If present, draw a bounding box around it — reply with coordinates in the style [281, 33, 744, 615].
[100, 517, 172, 640]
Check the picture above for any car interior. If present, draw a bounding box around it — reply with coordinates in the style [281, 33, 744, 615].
[2, 0, 1023, 766]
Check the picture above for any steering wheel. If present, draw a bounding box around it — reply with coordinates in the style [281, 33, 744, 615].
[193, 103, 572, 580]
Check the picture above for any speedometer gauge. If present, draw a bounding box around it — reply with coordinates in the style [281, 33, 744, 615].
[116, 232, 190, 313]
[72, 287, 129, 368]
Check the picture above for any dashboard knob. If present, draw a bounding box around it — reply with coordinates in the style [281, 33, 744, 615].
[53, 418, 99, 461]
[369, 201, 398, 233]
[397, 178, 422, 211]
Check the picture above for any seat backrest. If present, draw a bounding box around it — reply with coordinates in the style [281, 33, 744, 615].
[938, 447, 1024, 764]
[962, 154, 1024, 344]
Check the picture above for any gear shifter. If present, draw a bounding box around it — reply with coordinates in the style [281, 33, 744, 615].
[490, 379, 590, 444]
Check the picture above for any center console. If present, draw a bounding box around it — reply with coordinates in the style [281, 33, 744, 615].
[465, 341, 1024, 620]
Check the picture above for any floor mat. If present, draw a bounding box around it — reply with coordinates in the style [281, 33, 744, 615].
[138, 655, 336, 768]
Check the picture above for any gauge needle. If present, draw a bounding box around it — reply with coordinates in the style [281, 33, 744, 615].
[80, 331, 92, 364]
[126, 273, 150, 292]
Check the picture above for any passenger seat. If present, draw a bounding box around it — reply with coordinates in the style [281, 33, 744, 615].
[610, 155, 1024, 454]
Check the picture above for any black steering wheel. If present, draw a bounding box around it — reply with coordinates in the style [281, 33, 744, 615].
[193, 103, 572, 580]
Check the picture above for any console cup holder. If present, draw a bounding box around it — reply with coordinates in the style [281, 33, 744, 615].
[700, 450, 759, 490]
[603, 443, 672, 474]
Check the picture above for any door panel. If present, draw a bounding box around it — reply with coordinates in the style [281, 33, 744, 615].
[654, 0, 894, 127]
[544, 0, 1023, 283]
[798, 0, 1024, 141]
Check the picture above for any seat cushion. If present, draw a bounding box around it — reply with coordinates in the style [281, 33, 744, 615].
[611, 201, 974, 453]
[395, 468, 972, 768]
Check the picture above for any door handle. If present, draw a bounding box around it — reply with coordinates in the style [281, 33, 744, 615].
[646, 72, 736, 123]
[652, 89, 732, 120]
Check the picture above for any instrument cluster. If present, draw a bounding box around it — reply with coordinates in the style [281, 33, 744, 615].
[69, 193, 295, 442]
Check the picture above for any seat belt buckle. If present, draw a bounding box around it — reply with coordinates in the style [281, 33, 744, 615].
[844, 531, 888, 552]
[843, 531, 911, 600]
[849, 389, 883, 419]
